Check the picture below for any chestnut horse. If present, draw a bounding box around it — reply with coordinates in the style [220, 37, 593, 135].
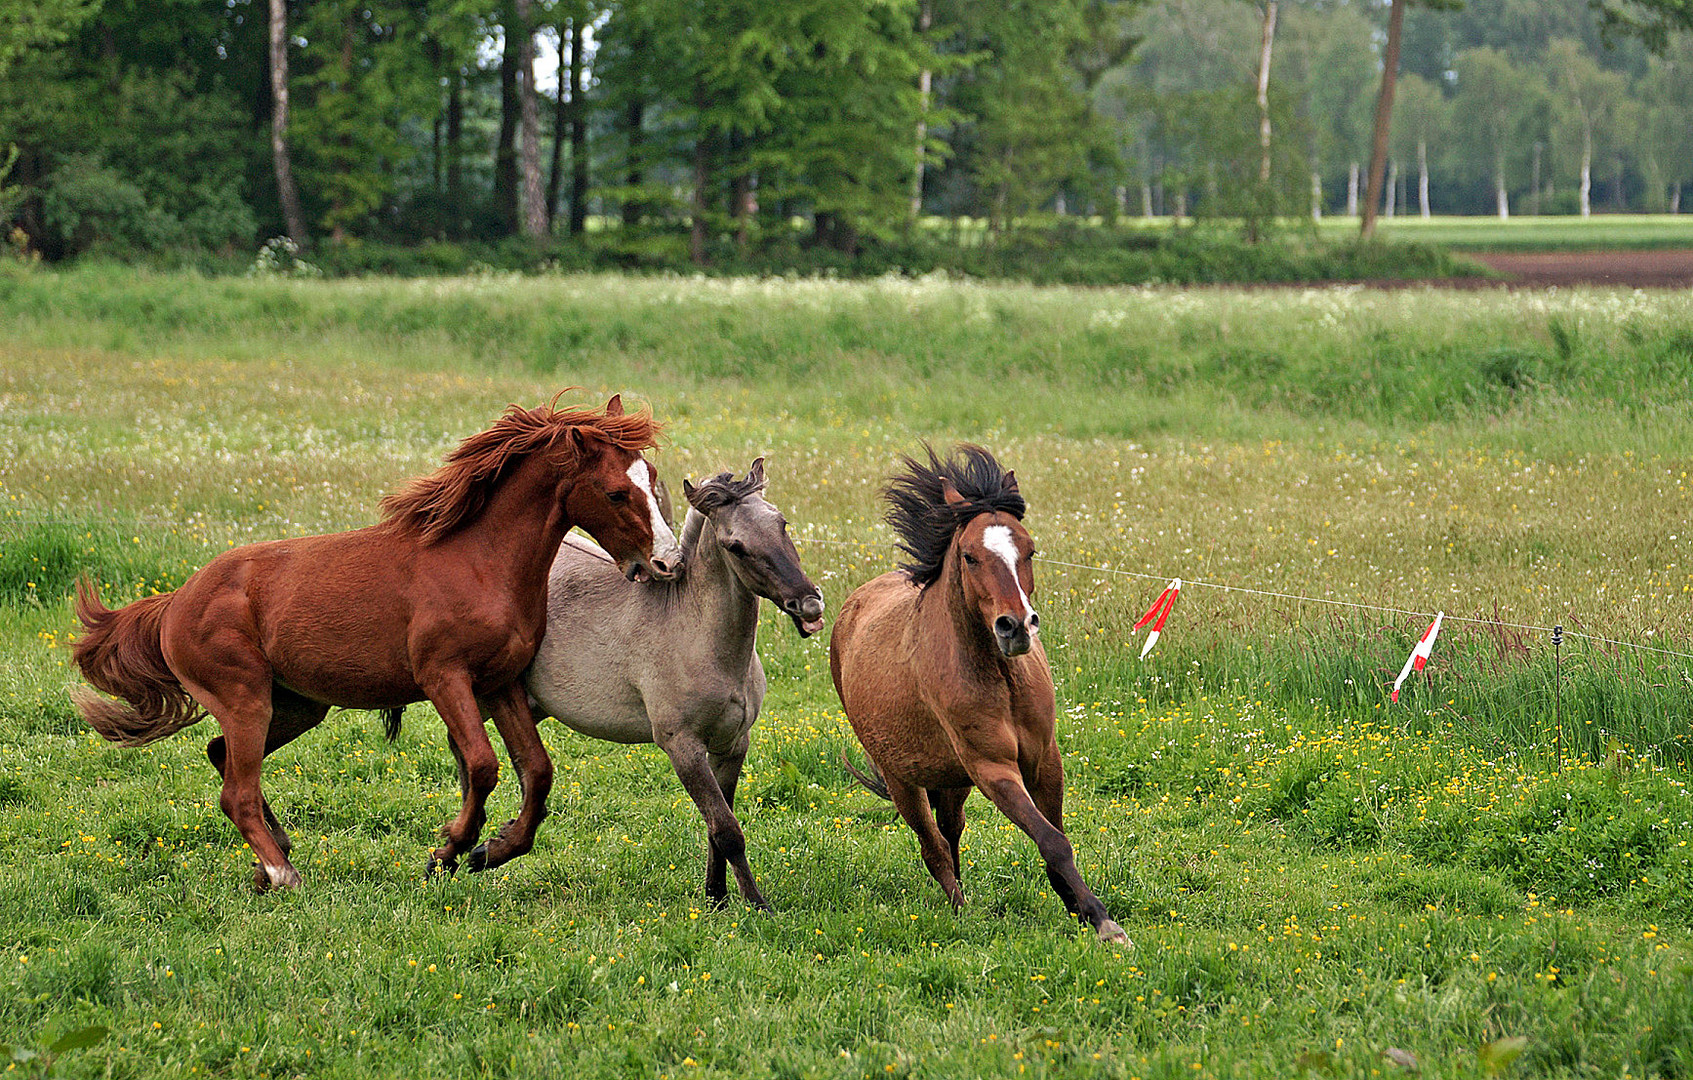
[72, 395, 682, 891]
[830, 445, 1127, 944]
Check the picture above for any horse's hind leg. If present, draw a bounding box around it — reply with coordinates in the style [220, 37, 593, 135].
[884, 774, 966, 909]
[469, 685, 554, 872]
[930, 787, 969, 885]
[172, 653, 299, 890]
[657, 724, 769, 912]
[205, 688, 328, 858]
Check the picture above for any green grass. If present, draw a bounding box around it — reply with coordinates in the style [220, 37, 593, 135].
[1, 266, 1691, 1077]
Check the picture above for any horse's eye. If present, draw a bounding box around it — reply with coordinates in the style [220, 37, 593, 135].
[607, 490, 629, 504]
[962, 552, 978, 565]
[726, 540, 748, 557]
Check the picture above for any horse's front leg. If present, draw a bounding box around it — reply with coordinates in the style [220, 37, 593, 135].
[657, 721, 771, 912]
[469, 684, 554, 872]
[420, 671, 500, 874]
[963, 749, 1127, 945]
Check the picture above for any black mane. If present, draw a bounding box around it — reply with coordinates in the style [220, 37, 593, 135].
[884, 444, 1025, 587]
[684, 467, 766, 512]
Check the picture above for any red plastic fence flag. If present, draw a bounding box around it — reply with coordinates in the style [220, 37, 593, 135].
[1391, 611, 1444, 703]
[1133, 578, 1181, 659]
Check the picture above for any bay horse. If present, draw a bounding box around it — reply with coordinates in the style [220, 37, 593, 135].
[524, 458, 824, 909]
[72, 395, 683, 891]
[830, 445, 1127, 944]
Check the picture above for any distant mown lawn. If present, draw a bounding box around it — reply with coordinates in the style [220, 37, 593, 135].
[1314, 212, 1693, 252]
[1, 267, 1689, 1078]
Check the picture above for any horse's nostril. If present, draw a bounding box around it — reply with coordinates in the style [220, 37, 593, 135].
[994, 615, 1019, 636]
[1028, 612, 1040, 631]
[651, 557, 673, 574]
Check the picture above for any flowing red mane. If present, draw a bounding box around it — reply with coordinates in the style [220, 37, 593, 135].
[380, 401, 660, 543]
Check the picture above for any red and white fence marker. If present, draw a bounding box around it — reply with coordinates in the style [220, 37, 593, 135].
[1391, 611, 1445, 703]
[1133, 578, 1181, 659]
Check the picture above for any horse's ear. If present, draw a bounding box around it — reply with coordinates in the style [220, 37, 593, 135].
[746, 456, 766, 490]
[1003, 470, 1019, 494]
[605, 394, 624, 417]
[682, 477, 696, 500]
[568, 426, 591, 459]
[941, 478, 968, 507]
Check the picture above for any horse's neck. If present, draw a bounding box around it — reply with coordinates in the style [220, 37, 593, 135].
[460, 454, 572, 590]
[680, 531, 760, 669]
[915, 554, 1003, 683]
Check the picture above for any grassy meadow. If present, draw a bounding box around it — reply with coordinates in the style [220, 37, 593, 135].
[2, 266, 1692, 1078]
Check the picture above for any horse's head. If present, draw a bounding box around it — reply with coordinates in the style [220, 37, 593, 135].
[683, 457, 825, 637]
[946, 478, 1039, 658]
[564, 396, 683, 584]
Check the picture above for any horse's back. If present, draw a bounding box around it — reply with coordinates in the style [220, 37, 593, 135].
[163, 527, 426, 707]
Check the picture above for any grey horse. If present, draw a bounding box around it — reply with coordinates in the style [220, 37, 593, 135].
[524, 458, 825, 909]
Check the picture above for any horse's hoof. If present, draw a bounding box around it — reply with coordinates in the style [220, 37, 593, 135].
[254, 862, 301, 892]
[467, 843, 489, 873]
[426, 854, 459, 878]
[1095, 919, 1130, 946]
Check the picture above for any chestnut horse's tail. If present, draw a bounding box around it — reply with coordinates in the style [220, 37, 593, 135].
[840, 750, 891, 801]
[71, 579, 204, 746]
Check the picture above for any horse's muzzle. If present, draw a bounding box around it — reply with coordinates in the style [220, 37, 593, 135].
[994, 613, 1036, 657]
[785, 592, 826, 637]
[624, 553, 682, 584]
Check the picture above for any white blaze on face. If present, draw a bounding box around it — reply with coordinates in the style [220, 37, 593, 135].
[627, 458, 680, 555]
[981, 524, 1035, 622]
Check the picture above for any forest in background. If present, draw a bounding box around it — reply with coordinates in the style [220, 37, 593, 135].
[0, 0, 1689, 269]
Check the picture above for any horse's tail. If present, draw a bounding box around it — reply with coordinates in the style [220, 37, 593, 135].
[70, 579, 204, 746]
[840, 749, 891, 801]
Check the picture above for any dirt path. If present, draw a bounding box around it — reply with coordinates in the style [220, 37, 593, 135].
[1468, 250, 1693, 288]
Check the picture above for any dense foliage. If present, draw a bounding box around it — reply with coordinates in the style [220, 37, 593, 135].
[0, 0, 1687, 266]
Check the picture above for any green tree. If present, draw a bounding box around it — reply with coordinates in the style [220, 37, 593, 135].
[0, 0, 96, 80]
[1450, 46, 1544, 217]
[291, 0, 432, 241]
[1390, 72, 1448, 216]
[1547, 36, 1630, 216]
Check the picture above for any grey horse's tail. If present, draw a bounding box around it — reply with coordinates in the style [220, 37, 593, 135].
[840, 750, 890, 800]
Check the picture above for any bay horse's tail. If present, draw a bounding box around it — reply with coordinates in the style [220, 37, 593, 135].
[71, 579, 204, 746]
[840, 750, 891, 801]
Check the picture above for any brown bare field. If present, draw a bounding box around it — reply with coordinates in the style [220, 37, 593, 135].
[1471, 249, 1693, 288]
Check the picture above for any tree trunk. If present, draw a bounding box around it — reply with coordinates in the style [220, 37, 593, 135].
[1579, 125, 1592, 218]
[443, 66, 464, 237]
[494, 16, 521, 235]
[1530, 141, 1542, 215]
[1347, 161, 1359, 216]
[568, 16, 589, 237]
[1495, 149, 1509, 219]
[1417, 138, 1429, 218]
[1360, 0, 1404, 239]
[1311, 170, 1322, 220]
[1673, 181, 1682, 215]
[514, 0, 548, 239]
[547, 27, 568, 226]
[1141, 181, 1153, 218]
[623, 96, 646, 227]
[1256, 1, 1277, 185]
[1385, 159, 1397, 218]
[268, 0, 307, 246]
[691, 81, 712, 265]
[910, 0, 933, 224]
